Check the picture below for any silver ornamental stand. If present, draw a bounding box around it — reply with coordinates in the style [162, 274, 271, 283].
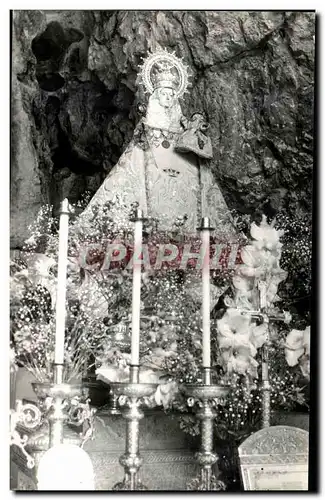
[182, 368, 230, 491]
[31, 201, 95, 449]
[111, 209, 157, 490]
[111, 365, 157, 490]
[32, 363, 95, 449]
[181, 217, 230, 490]
[11, 196, 96, 470]
[10, 364, 96, 475]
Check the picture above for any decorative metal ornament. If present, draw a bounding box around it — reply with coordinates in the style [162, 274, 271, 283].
[138, 48, 190, 98]
[11, 362, 96, 484]
[10, 400, 43, 469]
[32, 380, 96, 449]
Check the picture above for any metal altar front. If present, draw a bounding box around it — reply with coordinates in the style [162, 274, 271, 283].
[238, 425, 309, 491]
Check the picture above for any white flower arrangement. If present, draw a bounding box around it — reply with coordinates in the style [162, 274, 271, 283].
[217, 215, 292, 381]
[285, 326, 310, 379]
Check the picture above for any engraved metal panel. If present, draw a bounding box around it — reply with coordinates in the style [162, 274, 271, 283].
[238, 425, 309, 491]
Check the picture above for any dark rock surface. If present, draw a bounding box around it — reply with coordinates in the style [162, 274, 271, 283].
[11, 10, 314, 248]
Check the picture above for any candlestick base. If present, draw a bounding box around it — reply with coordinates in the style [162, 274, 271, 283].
[110, 381, 157, 491]
[181, 383, 230, 491]
[187, 474, 227, 491]
[113, 478, 147, 491]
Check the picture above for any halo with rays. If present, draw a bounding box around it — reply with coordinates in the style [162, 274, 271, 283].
[138, 48, 190, 99]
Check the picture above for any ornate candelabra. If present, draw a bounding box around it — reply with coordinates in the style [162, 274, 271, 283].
[32, 363, 96, 449]
[110, 365, 157, 490]
[182, 368, 230, 491]
[10, 363, 96, 472]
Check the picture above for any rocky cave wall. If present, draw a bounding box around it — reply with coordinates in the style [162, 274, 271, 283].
[11, 10, 315, 249]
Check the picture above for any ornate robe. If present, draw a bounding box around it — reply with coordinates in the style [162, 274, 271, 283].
[80, 117, 236, 240]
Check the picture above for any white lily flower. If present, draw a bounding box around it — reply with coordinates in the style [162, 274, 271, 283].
[155, 381, 178, 408]
[217, 309, 258, 370]
[250, 215, 284, 250]
[285, 326, 310, 371]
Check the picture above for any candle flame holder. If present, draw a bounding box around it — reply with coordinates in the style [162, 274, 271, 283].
[181, 369, 230, 491]
[110, 365, 157, 490]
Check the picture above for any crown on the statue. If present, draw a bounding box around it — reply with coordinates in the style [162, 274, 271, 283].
[139, 49, 190, 98]
[152, 68, 179, 91]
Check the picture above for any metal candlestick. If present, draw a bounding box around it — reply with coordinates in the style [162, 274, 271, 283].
[31, 376, 96, 449]
[47, 363, 64, 446]
[30, 362, 94, 450]
[31, 363, 92, 448]
[10, 376, 95, 475]
[111, 365, 157, 490]
[182, 368, 230, 491]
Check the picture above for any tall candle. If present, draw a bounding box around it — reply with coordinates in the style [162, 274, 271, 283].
[54, 198, 70, 366]
[201, 217, 211, 369]
[130, 209, 143, 366]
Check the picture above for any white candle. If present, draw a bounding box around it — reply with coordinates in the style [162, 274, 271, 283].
[54, 198, 70, 365]
[130, 209, 143, 366]
[201, 217, 211, 369]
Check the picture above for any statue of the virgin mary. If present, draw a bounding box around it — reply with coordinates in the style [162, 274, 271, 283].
[79, 49, 236, 238]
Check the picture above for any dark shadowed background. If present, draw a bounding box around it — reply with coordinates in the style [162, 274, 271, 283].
[11, 10, 314, 247]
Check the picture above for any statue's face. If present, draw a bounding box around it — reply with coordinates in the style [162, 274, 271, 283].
[157, 87, 175, 108]
[192, 113, 204, 124]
